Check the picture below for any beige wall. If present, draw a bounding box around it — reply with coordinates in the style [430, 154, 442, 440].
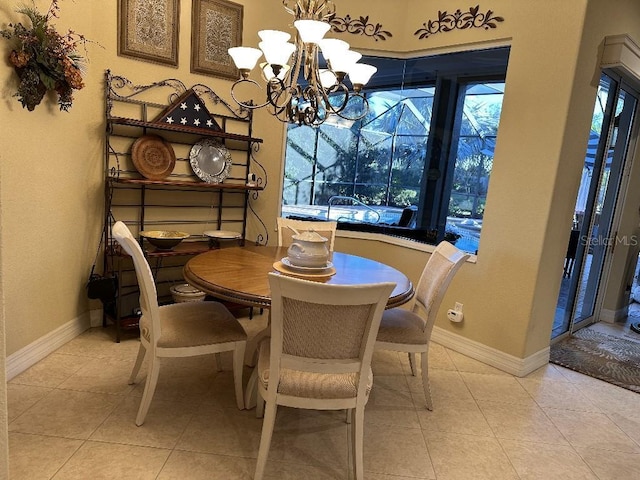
[0, 1, 104, 355]
[0, 149, 8, 480]
[533, 0, 640, 348]
[2, 0, 640, 365]
[590, 9, 640, 317]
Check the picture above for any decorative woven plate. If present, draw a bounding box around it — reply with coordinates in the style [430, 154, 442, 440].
[189, 139, 232, 183]
[131, 135, 176, 180]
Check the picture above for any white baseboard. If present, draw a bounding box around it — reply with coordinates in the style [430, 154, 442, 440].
[6, 314, 91, 381]
[4, 312, 550, 380]
[600, 306, 628, 324]
[431, 326, 550, 377]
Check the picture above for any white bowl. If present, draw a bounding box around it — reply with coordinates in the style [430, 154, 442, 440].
[286, 253, 329, 268]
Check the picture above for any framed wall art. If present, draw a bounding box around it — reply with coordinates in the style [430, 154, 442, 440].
[191, 0, 243, 79]
[118, 0, 180, 67]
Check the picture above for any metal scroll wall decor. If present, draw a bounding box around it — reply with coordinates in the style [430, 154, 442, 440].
[327, 13, 393, 41]
[414, 4, 504, 39]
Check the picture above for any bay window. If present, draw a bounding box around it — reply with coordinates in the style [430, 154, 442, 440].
[281, 47, 510, 254]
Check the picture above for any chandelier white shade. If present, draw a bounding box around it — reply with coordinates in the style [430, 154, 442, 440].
[348, 64, 378, 88]
[258, 30, 291, 43]
[227, 47, 263, 71]
[293, 20, 331, 43]
[227, 0, 377, 127]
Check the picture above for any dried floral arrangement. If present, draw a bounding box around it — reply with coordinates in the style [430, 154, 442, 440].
[0, 0, 92, 111]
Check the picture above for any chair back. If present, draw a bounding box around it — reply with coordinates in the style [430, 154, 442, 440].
[277, 217, 338, 251]
[415, 241, 469, 330]
[397, 206, 418, 227]
[267, 272, 395, 398]
[111, 221, 161, 346]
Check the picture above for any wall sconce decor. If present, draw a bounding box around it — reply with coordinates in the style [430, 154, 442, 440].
[328, 14, 392, 42]
[415, 4, 504, 39]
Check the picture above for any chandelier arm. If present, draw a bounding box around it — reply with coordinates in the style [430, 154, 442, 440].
[272, 107, 296, 124]
[321, 82, 350, 115]
[269, 97, 293, 118]
[290, 38, 305, 86]
[229, 78, 274, 110]
[283, 0, 336, 20]
[267, 79, 290, 107]
[265, 83, 302, 123]
[284, 85, 320, 125]
[302, 93, 320, 124]
[303, 43, 319, 83]
[330, 92, 371, 121]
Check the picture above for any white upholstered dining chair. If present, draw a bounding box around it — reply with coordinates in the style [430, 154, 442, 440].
[375, 241, 468, 410]
[276, 217, 338, 251]
[253, 273, 395, 480]
[111, 221, 247, 426]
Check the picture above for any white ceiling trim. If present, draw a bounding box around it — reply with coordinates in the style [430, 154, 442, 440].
[601, 34, 640, 83]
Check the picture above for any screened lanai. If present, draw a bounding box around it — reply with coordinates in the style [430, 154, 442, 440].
[281, 60, 506, 254]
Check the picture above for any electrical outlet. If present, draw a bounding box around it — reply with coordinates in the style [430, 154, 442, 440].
[454, 302, 463, 313]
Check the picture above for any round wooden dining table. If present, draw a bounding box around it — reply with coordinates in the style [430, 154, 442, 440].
[183, 245, 414, 309]
[184, 245, 414, 408]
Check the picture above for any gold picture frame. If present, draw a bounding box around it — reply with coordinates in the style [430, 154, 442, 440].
[191, 0, 243, 79]
[118, 0, 180, 67]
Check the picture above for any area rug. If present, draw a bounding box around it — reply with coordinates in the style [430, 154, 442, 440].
[550, 328, 640, 393]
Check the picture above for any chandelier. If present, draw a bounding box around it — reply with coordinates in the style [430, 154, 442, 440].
[227, 0, 377, 127]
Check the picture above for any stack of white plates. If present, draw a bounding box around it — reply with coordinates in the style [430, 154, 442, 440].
[281, 257, 334, 273]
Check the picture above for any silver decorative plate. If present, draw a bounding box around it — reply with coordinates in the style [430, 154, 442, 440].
[189, 139, 232, 183]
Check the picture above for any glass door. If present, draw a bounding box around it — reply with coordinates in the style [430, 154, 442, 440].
[552, 73, 638, 339]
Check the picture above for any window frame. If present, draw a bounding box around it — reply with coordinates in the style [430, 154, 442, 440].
[281, 48, 510, 252]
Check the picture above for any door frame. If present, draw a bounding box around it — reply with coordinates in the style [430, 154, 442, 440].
[569, 73, 640, 335]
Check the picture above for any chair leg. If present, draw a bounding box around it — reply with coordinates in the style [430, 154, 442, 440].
[254, 399, 278, 480]
[129, 343, 146, 385]
[256, 388, 265, 418]
[245, 325, 270, 367]
[408, 352, 417, 376]
[233, 342, 246, 410]
[421, 351, 433, 410]
[136, 356, 160, 426]
[214, 353, 223, 372]
[245, 367, 258, 409]
[350, 402, 365, 480]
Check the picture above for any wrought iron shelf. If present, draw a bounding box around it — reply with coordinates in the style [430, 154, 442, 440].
[107, 116, 263, 145]
[110, 240, 228, 258]
[102, 71, 269, 343]
[109, 177, 264, 192]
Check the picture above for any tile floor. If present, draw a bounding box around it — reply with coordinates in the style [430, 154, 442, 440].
[7, 315, 640, 480]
